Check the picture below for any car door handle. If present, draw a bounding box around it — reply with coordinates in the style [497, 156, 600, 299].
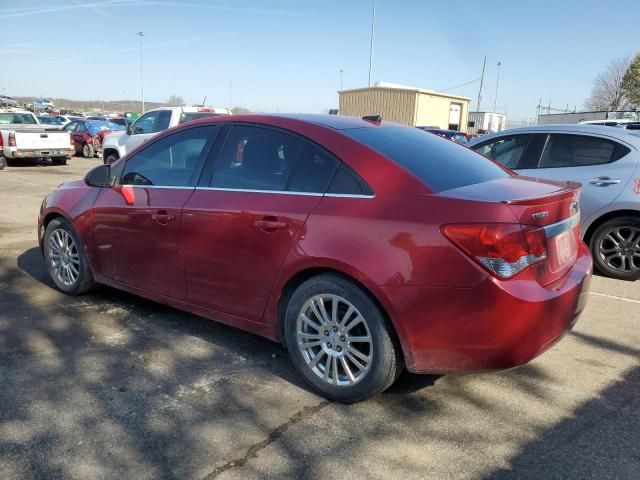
[589, 176, 621, 186]
[151, 210, 175, 225]
[255, 217, 288, 231]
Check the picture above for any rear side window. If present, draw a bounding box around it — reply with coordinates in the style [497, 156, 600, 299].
[287, 144, 339, 193]
[345, 127, 510, 192]
[473, 134, 531, 169]
[538, 134, 628, 168]
[211, 125, 304, 191]
[328, 164, 373, 195]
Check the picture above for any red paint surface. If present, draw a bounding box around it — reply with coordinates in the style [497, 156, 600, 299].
[38, 115, 593, 374]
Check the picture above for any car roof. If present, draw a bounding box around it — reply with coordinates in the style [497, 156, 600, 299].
[470, 124, 640, 148]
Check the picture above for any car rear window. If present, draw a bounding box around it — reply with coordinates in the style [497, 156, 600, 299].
[345, 126, 510, 192]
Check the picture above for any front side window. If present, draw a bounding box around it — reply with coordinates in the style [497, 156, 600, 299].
[210, 126, 304, 191]
[473, 134, 531, 169]
[538, 134, 621, 168]
[346, 126, 510, 192]
[132, 111, 160, 135]
[121, 126, 217, 187]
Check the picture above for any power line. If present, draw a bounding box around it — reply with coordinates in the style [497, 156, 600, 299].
[440, 77, 481, 92]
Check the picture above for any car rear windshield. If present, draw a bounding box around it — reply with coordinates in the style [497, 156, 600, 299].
[0, 113, 38, 125]
[179, 112, 225, 124]
[345, 126, 511, 192]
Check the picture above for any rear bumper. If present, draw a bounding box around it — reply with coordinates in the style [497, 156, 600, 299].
[2, 147, 74, 159]
[382, 242, 593, 374]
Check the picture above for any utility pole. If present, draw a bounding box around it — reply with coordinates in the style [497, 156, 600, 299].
[229, 81, 232, 110]
[476, 55, 487, 112]
[493, 61, 501, 113]
[340, 69, 344, 91]
[367, 0, 376, 87]
[547, 99, 551, 115]
[536, 98, 542, 123]
[137, 31, 145, 113]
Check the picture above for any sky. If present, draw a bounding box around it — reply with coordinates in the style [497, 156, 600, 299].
[0, 0, 638, 121]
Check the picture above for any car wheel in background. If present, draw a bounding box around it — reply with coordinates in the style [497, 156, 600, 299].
[51, 157, 68, 166]
[82, 143, 95, 158]
[284, 274, 403, 403]
[0, 156, 5, 170]
[92, 137, 102, 157]
[43, 217, 95, 295]
[104, 152, 119, 165]
[589, 216, 640, 280]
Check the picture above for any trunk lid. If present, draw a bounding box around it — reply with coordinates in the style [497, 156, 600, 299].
[14, 130, 71, 150]
[442, 175, 582, 285]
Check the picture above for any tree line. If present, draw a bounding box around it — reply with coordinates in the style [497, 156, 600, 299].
[586, 53, 640, 111]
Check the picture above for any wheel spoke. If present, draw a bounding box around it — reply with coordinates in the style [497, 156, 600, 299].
[309, 299, 326, 325]
[340, 356, 355, 384]
[308, 349, 326, 369]
[346, 351, 366, 372]
[348, 345, 370, 363]
[298, 332, 321, 341]
[300, 340, 324, 349]
[322, 355, 332, 383]
[605, 234, 620, 247]
[339, 305, 355, 326]
[347, 334, 371, 343]
[344, 315, 364, 332]
[331, 295, 338, 323]
[316, 297, 331, 324]
[300, 314, 321, 331]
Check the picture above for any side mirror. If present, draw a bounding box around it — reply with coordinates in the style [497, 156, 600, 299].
[85, 164, 111, 187]
[127, 124, 135, 135]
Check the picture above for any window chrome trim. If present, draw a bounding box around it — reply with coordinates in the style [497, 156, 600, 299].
[194, 187, 375, 198]
[543, 212, 580, 239]
[118, 184, 195, 190]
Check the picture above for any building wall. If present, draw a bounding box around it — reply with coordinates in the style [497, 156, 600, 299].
[415, 94, 470, 132]
[338, 88, 418, 125]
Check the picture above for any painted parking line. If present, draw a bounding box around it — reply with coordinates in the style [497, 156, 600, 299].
[0, 176, 56, 189]
[590, 291, 640, 305]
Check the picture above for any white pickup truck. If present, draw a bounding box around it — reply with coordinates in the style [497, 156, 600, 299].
[101, 106, 231, 164]
[0, 110, 73, 168]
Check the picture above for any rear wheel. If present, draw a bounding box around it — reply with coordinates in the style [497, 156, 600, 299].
[51, 157, 67, 165]
[43, 218, 95, 295]
[0, 156, 6, 170]
[589, 216, 640, 280]
[284, 274, 403, 403]
[82, 143, 95, 158]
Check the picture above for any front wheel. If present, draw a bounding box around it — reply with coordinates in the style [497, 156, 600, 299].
[104, 152, 119, 165]
[284, 274, 403, 403]
[43, 218, 95, 295]
[589, 216, 640, 280]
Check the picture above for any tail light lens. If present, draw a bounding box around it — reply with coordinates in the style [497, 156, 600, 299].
[70, 134, 74, 146]
[8, 132, 16, 147]
[443, 223, 547, 279]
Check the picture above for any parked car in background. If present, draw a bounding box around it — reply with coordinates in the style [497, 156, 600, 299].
[64, 119, 125, 158]
[39, 114, 591, 402]
[37, 116, 65, 126]
[0, 96, 18, 108]
[470, 124, 640, 280]
[101, 106, 231, 164]
[0, 109, 73, 166]
[417, 126, 473, 145]
[53, 115, 81, 125]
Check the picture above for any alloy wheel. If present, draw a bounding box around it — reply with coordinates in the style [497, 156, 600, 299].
[597, 226, 640, 274]
[47, 228, 80, 286]
[296, 294, 373, 386]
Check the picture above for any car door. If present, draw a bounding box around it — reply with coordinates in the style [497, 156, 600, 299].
[91, 125, 219, 299]
[126, 109, 172, 153]
[181, 124, 339, 322]
[515, 133, 636, 222]
[71, 122, 86, 152]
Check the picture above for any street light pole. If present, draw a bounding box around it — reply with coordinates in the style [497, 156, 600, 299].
[137, 31, 145, 113]
[493, 61, 501, 113]
[340, 69, 344, 91]
[367, 0, 376, 87]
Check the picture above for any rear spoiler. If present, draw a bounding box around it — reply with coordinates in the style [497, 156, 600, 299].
[503, 181, 581, 205]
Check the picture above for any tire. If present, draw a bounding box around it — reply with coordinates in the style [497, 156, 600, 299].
[284, 274, 403, 403]
[43, 218, 95, 295]
[82, 143, 95, 159]
[104, 152, 119, 165]
[0, 156, 6, 170]
[51, 157, 67, 166]
[589, 216, 640, 280]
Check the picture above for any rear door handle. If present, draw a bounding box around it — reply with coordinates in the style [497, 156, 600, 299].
[589, 176, 621, 186]
[255, 217, 288, 231]
[151, 210, 175, 225]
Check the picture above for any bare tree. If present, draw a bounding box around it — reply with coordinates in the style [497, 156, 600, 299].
[167, 95, 185, 107]
[585, 56, 631, 111]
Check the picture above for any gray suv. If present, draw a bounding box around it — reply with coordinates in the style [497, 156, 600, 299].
[470, 124, 640, 280]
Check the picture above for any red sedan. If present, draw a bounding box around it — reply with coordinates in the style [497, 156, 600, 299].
[38, 114, 592, 402]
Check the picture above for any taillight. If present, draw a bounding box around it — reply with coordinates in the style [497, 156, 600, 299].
[442, 223, 547, 279]
[8, 132, 16, 147]
[0, 133, 3, 148]
[69, 134, 74, 146]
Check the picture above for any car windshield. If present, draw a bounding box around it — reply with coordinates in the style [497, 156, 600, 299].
[345, 126, 510, 192]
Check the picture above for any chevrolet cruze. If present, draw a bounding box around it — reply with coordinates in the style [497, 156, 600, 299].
[38, 114, 592, 402]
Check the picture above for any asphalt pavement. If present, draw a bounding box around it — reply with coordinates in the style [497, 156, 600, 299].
[0, 156, 638, 480]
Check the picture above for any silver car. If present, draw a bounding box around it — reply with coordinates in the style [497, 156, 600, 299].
[469, 124, 640, 280]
